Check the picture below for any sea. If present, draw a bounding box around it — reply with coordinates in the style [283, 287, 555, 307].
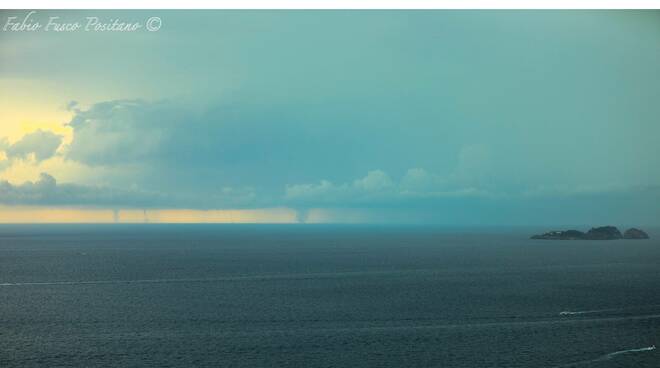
[1, 224, 659, 367]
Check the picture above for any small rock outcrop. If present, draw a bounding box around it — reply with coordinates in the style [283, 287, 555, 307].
[531, 226, 649, 240]
[623, 228, 650, 239]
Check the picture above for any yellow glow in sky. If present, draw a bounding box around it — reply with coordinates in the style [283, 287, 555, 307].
[0, 78, 76, 184]
[0, 83, 299, 223]
[0, 79, 73, 142]
[0, 206, 298, 224]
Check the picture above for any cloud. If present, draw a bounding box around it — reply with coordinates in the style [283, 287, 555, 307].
[1, 167, 486, 210]
[66, 99, 183, 166]
[0, 160, 10, 171]
[283, 167, 660, 225]
[286, 170, 660, 225]
[5, 95, 657, 225]
[285, 168, 489, 208]
[353, 170, 393, 191]
[401, 168, 447, 192]
[1, 169, 658, 226]
[2, 11, 660, 225]
[0, 173, 259, 209]
[0, 173, 159, 207]
[63, 98, 371, 196]
[2, 129, 62, 163]
[60, 92, 660, 203]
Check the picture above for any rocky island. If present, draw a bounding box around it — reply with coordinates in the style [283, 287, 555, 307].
[531, 226, 649, 240]
[623, 228, 650, 239]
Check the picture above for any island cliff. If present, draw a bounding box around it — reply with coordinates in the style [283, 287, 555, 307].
[531, 226, 649, 240]
[623, 228, 650, 239]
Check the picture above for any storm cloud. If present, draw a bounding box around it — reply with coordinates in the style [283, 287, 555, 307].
[2, 11, 659, 224]
[0, 172, 259, 209]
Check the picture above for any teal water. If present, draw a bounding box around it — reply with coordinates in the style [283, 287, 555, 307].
[1, 225, 659, 367]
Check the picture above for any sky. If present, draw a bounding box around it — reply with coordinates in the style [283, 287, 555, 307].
[0, 10, 659, 224]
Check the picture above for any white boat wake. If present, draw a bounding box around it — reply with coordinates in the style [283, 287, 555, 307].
[559, 309, 616, 316]
[559, 304, 660, 316]
[554, 345, 656, 367]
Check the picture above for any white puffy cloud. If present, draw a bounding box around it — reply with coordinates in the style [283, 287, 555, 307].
[285, 180, 340, 200]
[353, 170, 393, 191]
[285, 168, 488, 208]
[1, 130, 63, 167]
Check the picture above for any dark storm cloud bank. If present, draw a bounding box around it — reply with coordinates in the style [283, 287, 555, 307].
[0, 97, 655, 224]
[63, 98, 383, 194]
[0, 97, 645, 224]
[1, 171, 658, 226]
[284, 173, 660, 225]
[62, 97, 660, 198]
[0, 173, 258, 209]
[2, 12, 660, 224]
[0, 173, 165, 208]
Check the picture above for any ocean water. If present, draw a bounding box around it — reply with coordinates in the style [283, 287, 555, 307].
[1, 224, 659, 367]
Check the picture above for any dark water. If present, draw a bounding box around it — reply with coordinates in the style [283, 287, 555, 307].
[1, 224, 659, 367]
